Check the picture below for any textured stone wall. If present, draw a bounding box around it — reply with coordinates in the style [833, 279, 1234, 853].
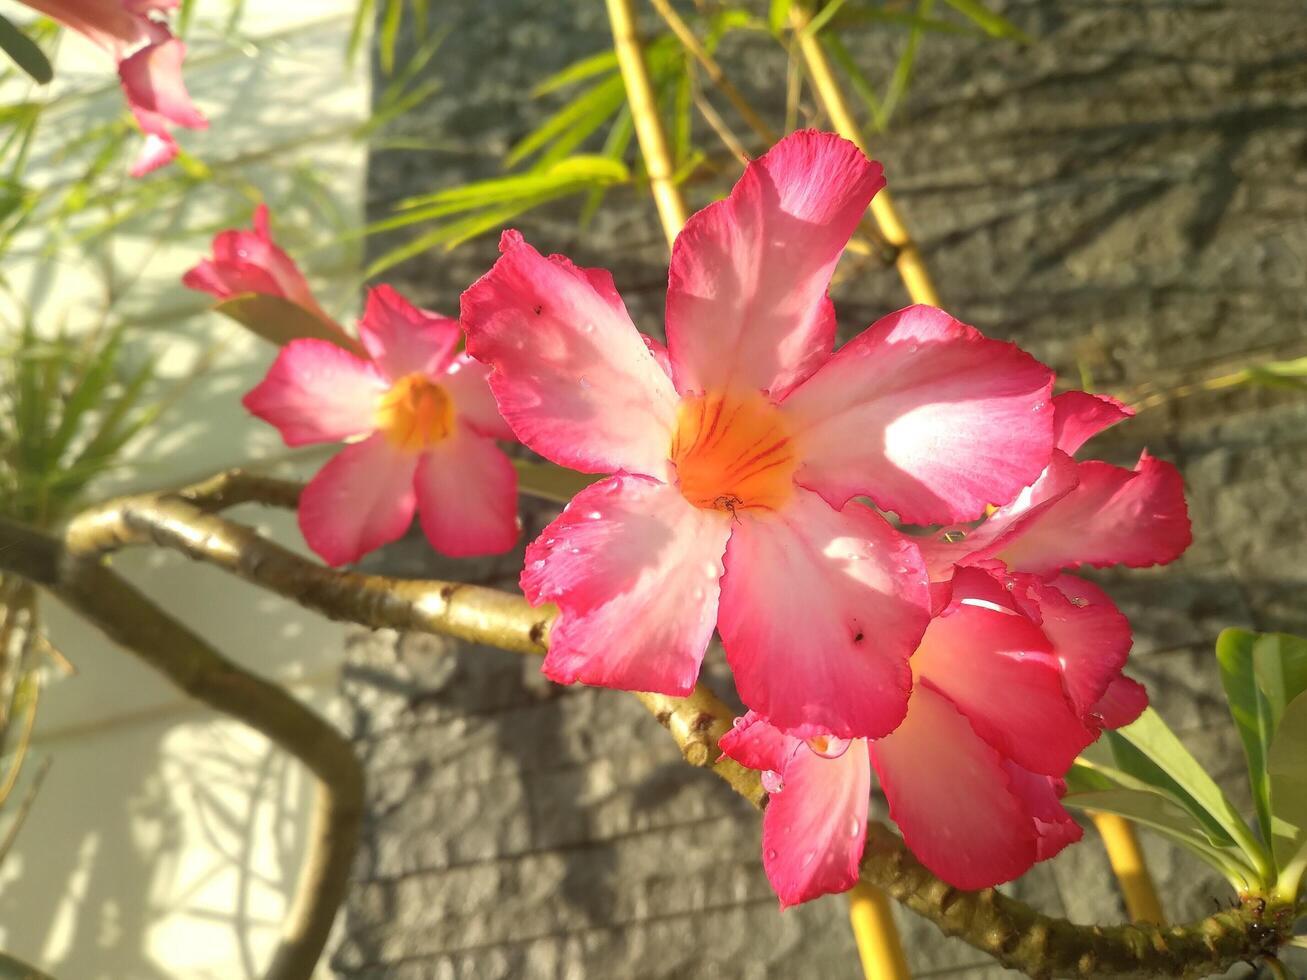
[332, 1, 1307, 976]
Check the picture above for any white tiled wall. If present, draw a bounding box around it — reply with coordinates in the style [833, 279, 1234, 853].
[0, 4, 369, 977]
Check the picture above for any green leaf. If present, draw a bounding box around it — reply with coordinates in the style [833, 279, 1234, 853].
[1268, 691, 1307, 901]
[880, 0, 933, 128]
[212, 294, 360, 353]
[1063, 788, 1260, 890]
[1112, 708, 1270, 876]
[346, 0, 377, 66]
[798, 0, 850, 38]
[822, 33, 884, 132]
[513, 459, 601, 504]
[1216, 628, 1276, 850]
[940, 0, 1033, 42]
[379, 0, 403, 76]
[1238, 356, 1307, 391]
[532, 49, 619, 97]
[0, 14, 51, 85]
[506, 73, 628, 169]
[768, 0, 794, 35]
[1254, 632, 1307, 735]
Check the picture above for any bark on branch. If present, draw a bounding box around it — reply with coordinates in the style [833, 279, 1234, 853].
[0, 477, 1294, 979]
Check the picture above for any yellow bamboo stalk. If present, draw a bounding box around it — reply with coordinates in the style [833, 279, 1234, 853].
[605, 0, 689, 246]
[849, 882, 913, 979]
[1092, 812, 1165, 924]
[788, 3, 941, 308]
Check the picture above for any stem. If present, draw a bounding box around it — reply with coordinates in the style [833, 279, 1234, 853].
[1092, 813, 1165, 925]
[3, 481, 1290, 977]
[848, 882, 913, 978]
[788, 2, 942, 307]
[605, 0, 689, 247]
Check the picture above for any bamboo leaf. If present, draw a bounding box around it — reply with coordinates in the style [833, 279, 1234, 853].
[532, 49, 619, 97]
[940, 0, 1033, 42]
[507, 74, 628, 168]
[0, 14, 51, 85]
[799, 0, 850, 38]
[346, 0, 377, 66]
[768, 0, 793, 35]
[379, 0, 403, 76]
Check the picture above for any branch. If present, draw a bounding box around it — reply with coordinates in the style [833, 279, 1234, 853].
[0, 490, 1294, 977]
[0, 517, 362, 980]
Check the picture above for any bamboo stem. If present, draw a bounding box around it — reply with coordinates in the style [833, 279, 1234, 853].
[1092, 812, 1166, 925]
[849, 882, 913, 979]
[605, 0, 688, 246]
[788, 3, 941, 308]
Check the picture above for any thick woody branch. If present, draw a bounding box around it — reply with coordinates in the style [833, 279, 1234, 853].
[0, 517, 362, 980]
[0, 490, 1294, 978]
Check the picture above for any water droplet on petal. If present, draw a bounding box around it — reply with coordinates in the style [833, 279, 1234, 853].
[531, 558, 546, 571]
[579, 376, 592, 390]
[849, 818, 862, 839]
[907, 343, 919, 355]
[801, 849, 816, 868]
[1069, 596, 1089, 607]
[586, 510, 602, 520]
[765, 848, 778, 861]
[703, 560, 720, 578]
[732, 716, 747, 729]
[809, 735, 852, 759]
[762, 770, 784, 794]
[569, 546, 581, 554]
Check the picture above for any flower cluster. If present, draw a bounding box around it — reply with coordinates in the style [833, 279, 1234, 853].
[24, 0, 206, 175]
[193, 130, 1191, 907]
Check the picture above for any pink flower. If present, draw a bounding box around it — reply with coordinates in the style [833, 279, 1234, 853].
[461, 131, 1056, 739]
[720, 564, 1144, 906]
[21, 0, 206, 176]
[243, 285, 519, 566]
[183, 204, 334, 321]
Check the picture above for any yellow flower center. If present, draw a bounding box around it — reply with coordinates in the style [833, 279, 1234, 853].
[375, 372, 454, 452]
[670, 390, 797, 515]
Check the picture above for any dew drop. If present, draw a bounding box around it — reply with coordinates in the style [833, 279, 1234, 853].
[581, 322, 594, 333]
[1069, 596, 1089, 607]
[544, 537, 556, 546]
[578, 375, 592, 390]
[531, 558, 546, 571]
[907, 343, 919, 355]
[809, 735, 852, 759]
[703, 560, 720, 578]
[762, 770, 784, 794]
[586, 510, 602, 520]
[801, 849, 816, 868]
[732, 715, 747, 729]
[1032, 401, 1047, 413]
[848, 818, 862, 839]
[766, 848, 778, 861]
[569, 546, 581, 554]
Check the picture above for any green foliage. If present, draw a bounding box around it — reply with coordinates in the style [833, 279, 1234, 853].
[1068, 630, 1307, 904]
[0, 14, 51, 85]
[0, 322, 160, 528]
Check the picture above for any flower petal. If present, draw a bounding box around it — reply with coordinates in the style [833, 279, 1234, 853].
[1031, 575, 1133, 717]
[118, 35, 206, 128]
[666, 131, 882, 400]
[461, 231, 678, 478]
[298, 433, 418, 566]
[414, 424, 519, 557]
[782, 304, 1055, 524]
[1053, 391, 1133, 456]
[718, 710, 799, 774]
[439, 353, 513, 440]
[762, 739, 871, 907]
[242, 339, 385, 446]
[869, 684, 1038, 890]
[1093, 675, 1149, 729]
[357, 284, 460, 381]
[718, 488, 930, 739]
[524, 475, 730, 695]
[913, 568, 1097, 774]
[129, 129, 178, 177]
[995, 452, 1192, 575]
[1001, 762, 1083, 862]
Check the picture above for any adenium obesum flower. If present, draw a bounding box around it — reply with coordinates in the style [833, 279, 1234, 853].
[242, 285, 519, 566]
[22, 0, 206, 176]
[182, 204, 326, 314]
[461, 130, 1057, 740]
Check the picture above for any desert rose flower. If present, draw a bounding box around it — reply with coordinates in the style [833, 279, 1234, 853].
[461, 131, 1056, 740]
[243, 285, 519, 566]
[719, 564, 1144, 906]
[21, 0, 206, 176]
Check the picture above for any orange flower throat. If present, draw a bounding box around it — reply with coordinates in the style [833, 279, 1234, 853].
[375, 372, 454, 452]
[670, 390, 796, 515]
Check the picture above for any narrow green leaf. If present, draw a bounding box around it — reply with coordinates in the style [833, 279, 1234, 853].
[822, 33, 884, 132]
[379, 0, 403, 76]
[1216, 627, 1275, 850]
[212, 294, 360, 353]
[346, 0, 377, 66]
[1267, 691, 1307, 900]
[580, 105, 634, 227]
[506, 74, 627, 169]
[531, 49, 619, 97]
[799, 0, 850, 38]
[1238, 356, 1307, 391]
[0, 14, 51, 85]
[1063, 788, 1260, 890]
[940, 0, 1033, 42]
[880, 0, 932, 128]
[768, 0, 794, 35]
[1113, 708, 1269, 875]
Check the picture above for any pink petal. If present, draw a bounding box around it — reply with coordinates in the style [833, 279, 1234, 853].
[995, 452, 1192, 575]
[718, 710, 799, 774]
[129, 129, 178, 177]
[242, 339, 385, 447]
[642, 333, 673, 378]
[913, 568, 1097, 775]
[524, 475, 731, 696]
[718, 489, 930, 739]
[299, 434, 418, 566]
[181, 257, 282, 299]
[440, 353, 513, 441]
[918, 450, 1081, 581]
[414, 424, 518, 557]
[1032, 574, 1133, 717]
[782, 304, 1056, 524]
[666, 131, 882, 400]
[762, 739, 871, 907]
[869, 684, 1038, 890]
[1093, 676, 1149, 730]
[357, 285, 460, 381]
[1001, 762, 1084, 862]
[1053, 391, 1133, 456]
[118, 36, 206, 129]
[462, 231, 678, 478]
